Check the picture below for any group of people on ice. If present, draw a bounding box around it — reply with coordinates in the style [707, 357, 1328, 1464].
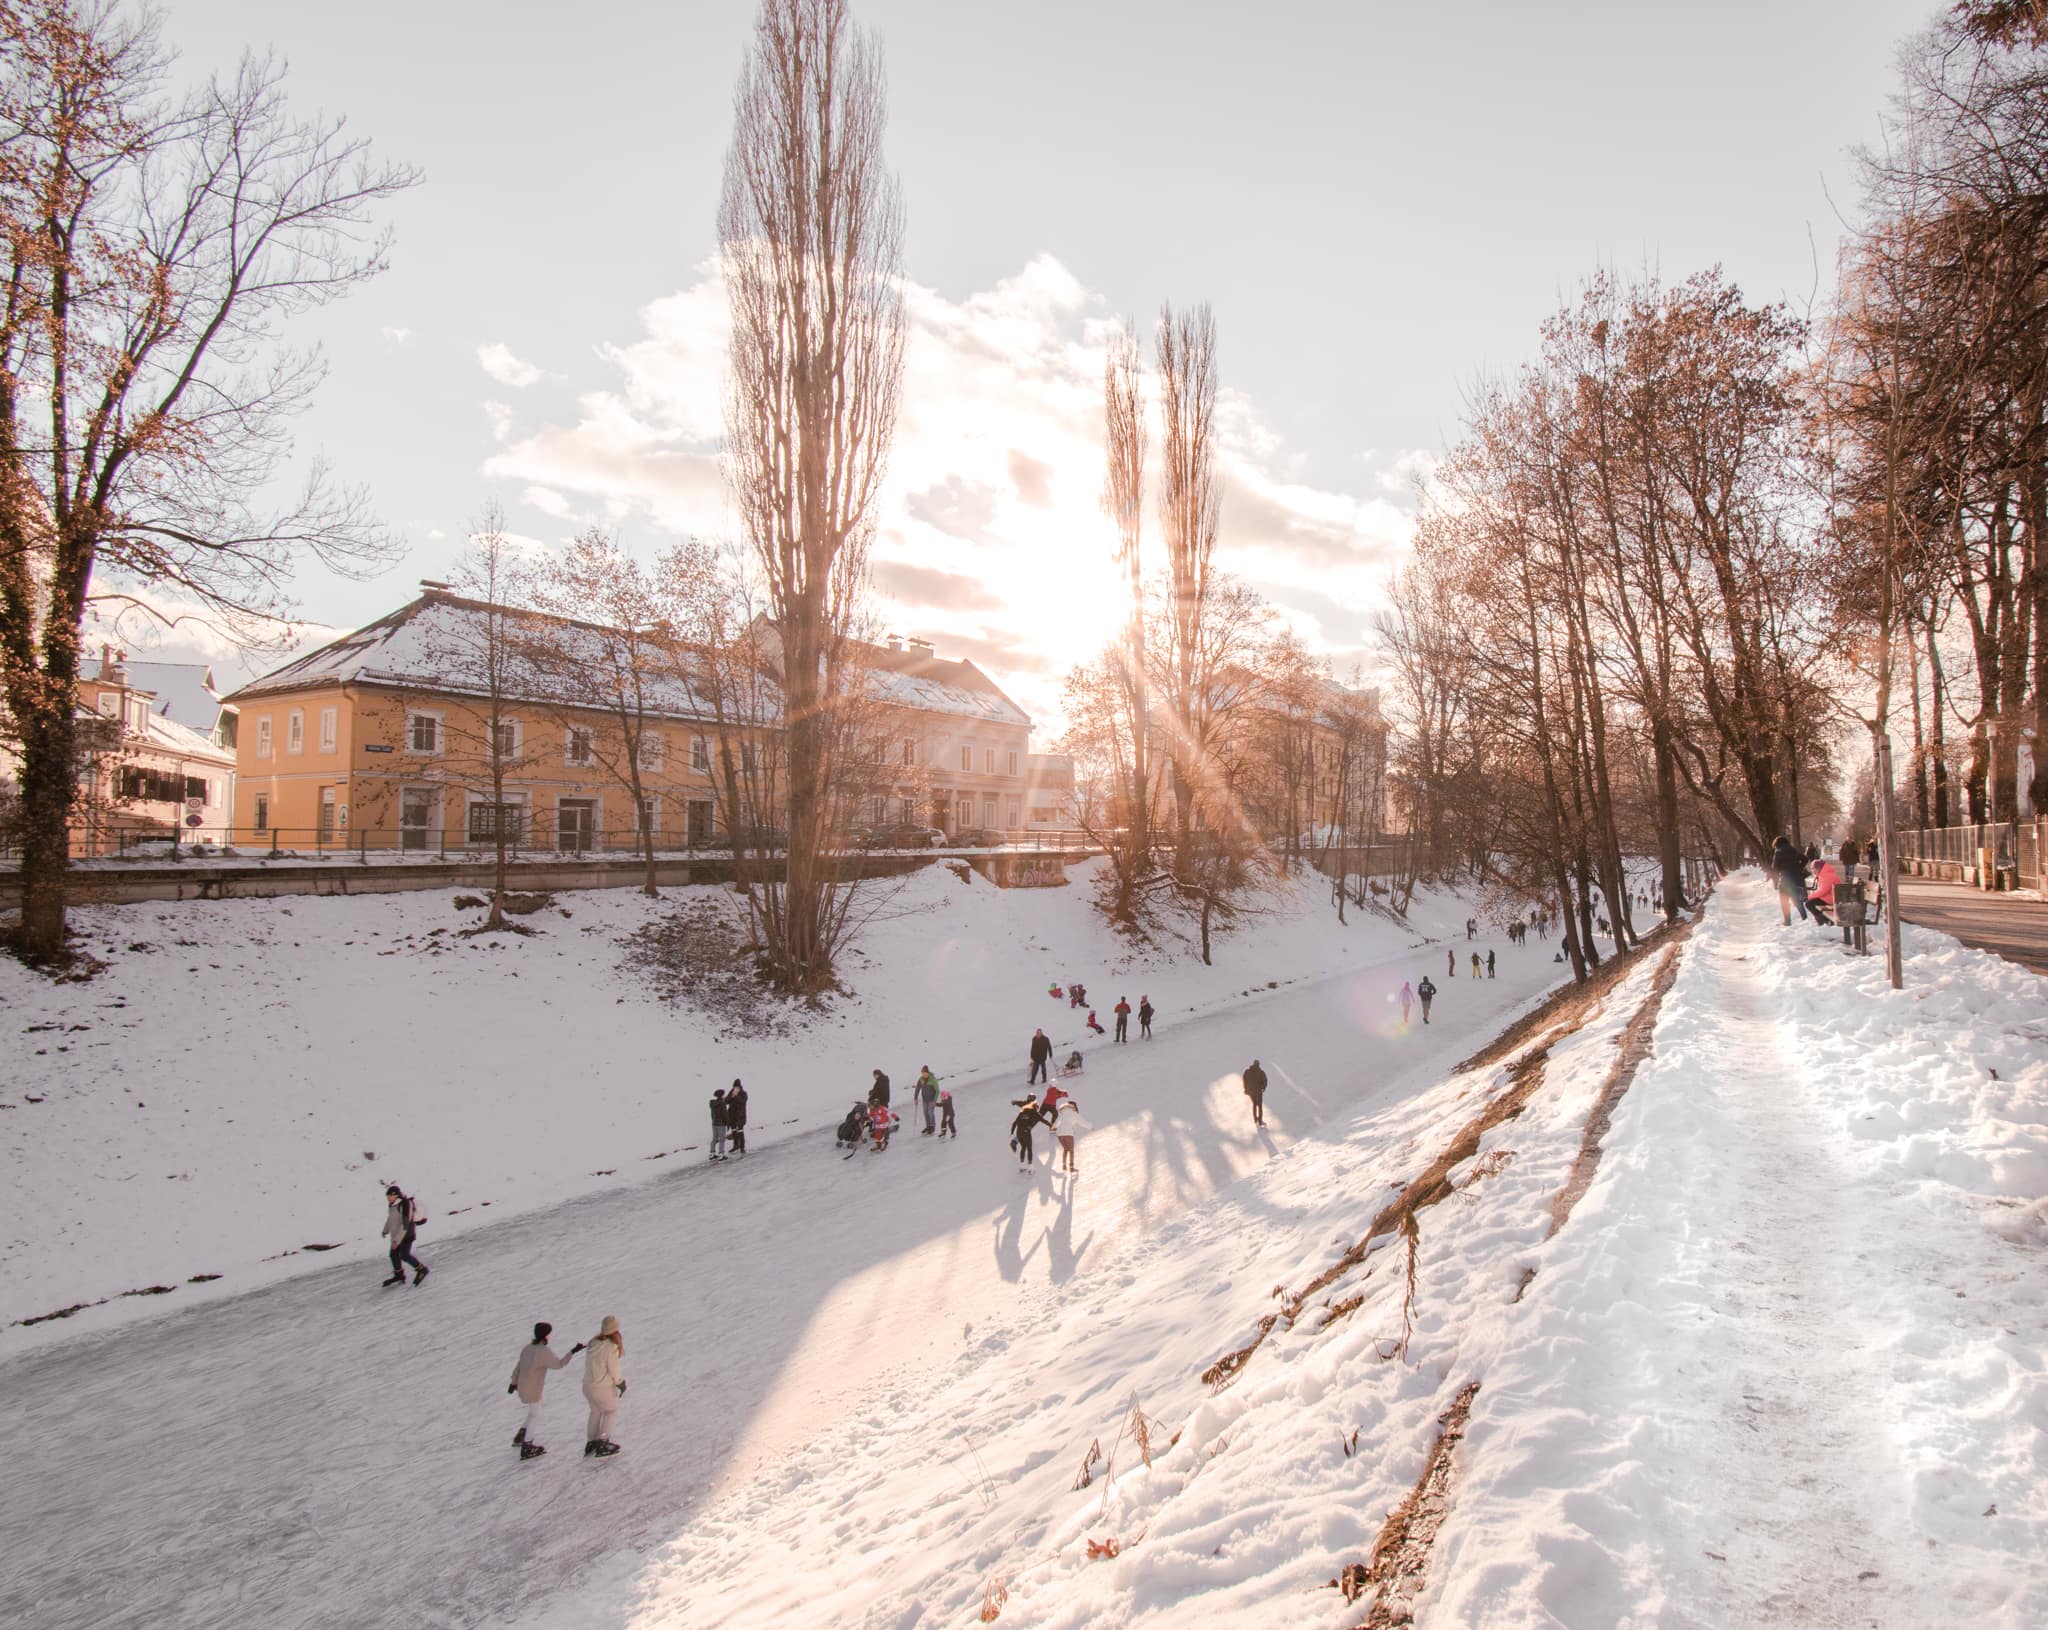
[1045, 981, 1154, 1044]
[836, 1065, 956, 1152]
[1009, 1082, 1090, 1172]
[706, 1081, 750, 1161]
[506, 1315, 627, 1461]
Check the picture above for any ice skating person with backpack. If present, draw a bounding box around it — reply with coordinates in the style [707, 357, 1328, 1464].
[1399, 981, 1415, 1026]
[1241, 1060, 1268, 1128]
[725, 1080, 749, 1156]
[508, 1321, 584, 1461]
[708, 1087, 729, 1162]
[1028, 1028, 1053, 1086]
[1416, 976, 1436, 1024]
[581, 1316, 626, 1458]
[381, 1185, 428, 1287]
[914, 1066, 941, 1135]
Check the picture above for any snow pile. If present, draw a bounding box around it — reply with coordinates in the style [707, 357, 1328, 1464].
[0, 857, 1477, 1339]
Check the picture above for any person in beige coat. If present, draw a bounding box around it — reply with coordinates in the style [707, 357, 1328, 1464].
[507, 1322, 584, 1460]
[581, 1316, 626, 1458]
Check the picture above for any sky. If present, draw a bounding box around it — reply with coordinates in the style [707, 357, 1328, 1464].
[127, 0, 1938, 734]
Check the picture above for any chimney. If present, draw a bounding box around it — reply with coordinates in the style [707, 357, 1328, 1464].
[98, 643, 125, 685]
[885, 634, 904, 652]
[419, 578, 451, 593]
[906, 636, 934, 657]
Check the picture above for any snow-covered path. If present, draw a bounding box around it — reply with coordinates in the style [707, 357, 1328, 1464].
[0, 936, 1558, 1630]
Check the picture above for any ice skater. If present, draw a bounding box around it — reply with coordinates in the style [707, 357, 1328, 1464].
[1470, 951, 1482, 978]
[1010, 1095, 1048, 1170]
[1241, 1060, 1268, 1128]
[1028, 1027, 1053, 1086]
[581, 1315, 626, 1458]
[915, 1066, 941, 1135]
[1446, 948, 1455, 978]
[1138, 995, 1154, 1038]
[868, 1100, 896, 1150]
[1416, 975, 1436, 1024]
[708, 1086, 729, 1162]
[1399, 980, 1415, 1026]
[867, 1068, 891, 1109]
[1486, 949, 1496, 979]
[381, 1184, 428, 1287]
[1054, 1099, 1090, 1173]
[1113, 996, 1130, 1042]
[726, 1079, 749, 1156]
[508, 1321, 584, 1461]
[938, 1089, 957, 1138]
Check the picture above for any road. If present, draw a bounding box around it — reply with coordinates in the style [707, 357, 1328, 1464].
[0, 935, 1561, 1630]
[1897, 877, 2048, 977]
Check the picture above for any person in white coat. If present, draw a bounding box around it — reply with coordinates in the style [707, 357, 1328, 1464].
[1053, 1101, 1091, 1174]
[508, 1322, 584, 1460]
[581, 1315, 626, 1458]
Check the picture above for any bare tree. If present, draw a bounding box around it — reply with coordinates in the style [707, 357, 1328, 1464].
[719, 0, 905, 996]
[1154, 302, 1222, 875]
[1100, 320, 1150, 902]
[0, 2, 415, 962]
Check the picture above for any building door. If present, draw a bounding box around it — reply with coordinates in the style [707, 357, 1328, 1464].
[557, 798, 597, 853]
[318, 786, 337, 843]
[400, 787, 436, 851]
[686, 799, 713, 847]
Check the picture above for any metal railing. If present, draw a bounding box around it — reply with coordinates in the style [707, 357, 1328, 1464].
[1894, 818, 2044, 892]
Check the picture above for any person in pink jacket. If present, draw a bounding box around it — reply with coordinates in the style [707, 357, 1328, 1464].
[1807, 858, 1841, 926]
[508, 1321, 584, 1460]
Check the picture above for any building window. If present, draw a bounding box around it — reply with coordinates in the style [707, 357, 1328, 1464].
[492, 718, 521, 760]
[1007, 798, 1021, 827]
[407, 712, 442, 755]
[253, 793, 269, 832]
[956, 793, 973, 828]
[959, 745, 972, 772]
[565, 726, 596, 768]
[984, 747, 995, 775]
[636, 796, 659, 837]
[983, 795, 998, 826]
[255, 717, 272, 759]
[318, 787, 337, 840]
[128, 698, 148, 733]
[638, 732, 664, 771]
[318, 706, 337, 753]
[96, 692, 118, 718]
[286, 709, 304, 755]
[467, 798, 527, 843]
[690, 737, 710, 773]
[901, 737, 917, 767]
[1008, 750, 1019, 777]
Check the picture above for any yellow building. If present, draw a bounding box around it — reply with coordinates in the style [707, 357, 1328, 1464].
[226, 590, 734, 853]
[856, 634, 1036, 834]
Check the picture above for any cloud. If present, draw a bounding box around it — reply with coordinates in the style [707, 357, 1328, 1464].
[477, 342, 543, 388]
[483, 401, 515, 442]
[382, 326, 413, 345]
[478, 252, 1422, 734]
[521, 485, 577, 521]
[874, 559, 1002, 613]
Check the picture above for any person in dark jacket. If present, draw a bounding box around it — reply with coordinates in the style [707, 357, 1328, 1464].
[1486, 949, 1496, 979]
[938, 1089, 957, 1138]
[867, 1069, 891, 1109]
[1416, 975, 1436, 1024]
[1446, 948, 1455, 978]
[1010, 1097, 1047, 1169]
[1138, 996, 1154, 1038]
[708, 1087, 729, 1162]
[914, 1066, 941, 1134]
[1028, 1028, 1053, 1085]
[1113, 997, 1131, 1043]
[725, 1080, 749, 1156]
[1241, 1060, 1268, 1128]
[1771, 835, 1809, 925]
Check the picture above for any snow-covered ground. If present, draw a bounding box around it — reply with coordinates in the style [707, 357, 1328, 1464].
[0, 858, 1484, 1339]
[6, 871, 2038, 1630]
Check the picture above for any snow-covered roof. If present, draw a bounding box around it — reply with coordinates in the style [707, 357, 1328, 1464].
[857, 640, 1031, 729]
[229, 594, 726, 723]
[122, 661, 230, 731]
[143, 709, 235, 764]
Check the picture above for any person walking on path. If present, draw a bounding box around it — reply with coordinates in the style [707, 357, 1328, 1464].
[508, 1322, 583, 1461]
[1242, 1060, 1268, 1128]
[725, 1080, 749, 1157]
[1138, 996, 1154, 1038]
[1029, 1028, 1053, 1085]
[1054, 1101, 1090, 1173]
[1771, 835, 1810, 925]
[381, 1185, 428, 1287]
[914, 1067, 941, 1135]
[1010, 1096, 1048, 1171]
[1485, 949, 1496, 979]
[1113, 997, 1131, 1042]
[708, 1087, 729, 1162]
[1399, 981, 1415, 1026]
[938, 1090, 957, 1138]
[1416, 975, 1436, 1024]
[867, 1069, 891, 1109]
[581, 1316, 626, 1458]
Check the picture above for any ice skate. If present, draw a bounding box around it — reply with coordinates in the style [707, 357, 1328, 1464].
[381, 1273, 405, 1287]
[519, 1442, 547, 1461]
[411, 1265, 429, 1286]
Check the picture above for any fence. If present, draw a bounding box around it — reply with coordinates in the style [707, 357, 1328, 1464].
[1894, 818, 2045, 892]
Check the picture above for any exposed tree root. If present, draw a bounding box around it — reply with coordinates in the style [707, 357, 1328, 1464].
[1353, 1380, 1482, 1627]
